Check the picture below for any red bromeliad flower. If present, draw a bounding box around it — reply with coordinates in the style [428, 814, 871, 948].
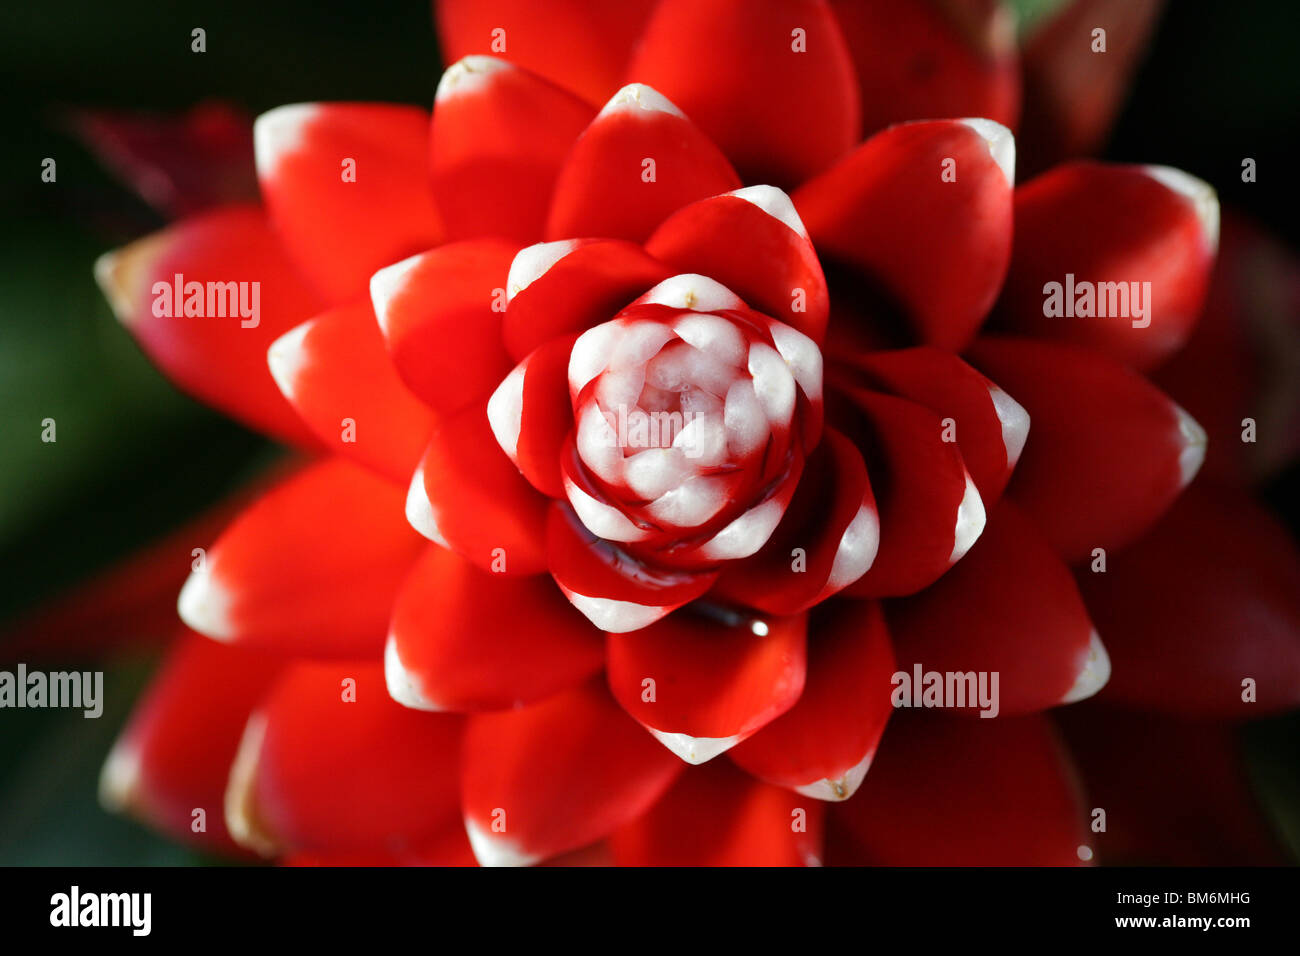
[82, 0, 1300, 866]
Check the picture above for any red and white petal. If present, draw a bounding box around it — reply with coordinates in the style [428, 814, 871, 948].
[1077, 481, 1300, 717]
[645, 186, 829, 343]
[431, 56, 594, 241]
[547, 503, 718, 632]
[711, 427, 877, 614]
[828, 713, 1092, 865]
[94, 204, 325, 446]
[626, 0, 859, 186]
[793, 118, 1014, 351]
[409, 402, 550, 575]
[544, 84, 741, 243]
[436, 0, 658, 106]
[224, 662, 464, 856]
[839, 390, 986, 597]
[729, 601, 894, 801]
[609, 761, 825, 866]
[461, 681, 682, 866]
[487, 335, 574, 498]
[100, 631, 280, 857]
[254, 103, 443, 302]
[994, 162, 1219, 370]
[968, 336, 1206, 562]
[268, 302, 434, 484]
[843, 345, 1029, 503]
[831, 0, 1020, 140]
[370, 238, 518, 416]
[177, 459, 423, 657]
[888, 500, 1105, 716]
[385, 544, 603, 712]
[606, 607, 807, 764]
[502, 238, 669, 361]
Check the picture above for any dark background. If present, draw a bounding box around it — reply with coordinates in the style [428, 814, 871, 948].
[0, 0, 1296, 863]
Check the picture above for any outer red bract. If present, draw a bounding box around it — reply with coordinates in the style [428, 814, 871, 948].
[78, 0, 1299, 868]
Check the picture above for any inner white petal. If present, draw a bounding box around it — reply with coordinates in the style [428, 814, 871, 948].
[747, 342, 796, 428]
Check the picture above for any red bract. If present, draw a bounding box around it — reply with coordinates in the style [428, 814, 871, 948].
[82, 0, 1300, 867]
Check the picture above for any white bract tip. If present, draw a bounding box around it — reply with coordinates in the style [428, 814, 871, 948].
[560, 587, 667, 633]
[464, 817, 539, 868]
[792, 752, 875, 802]
[1173, 403, 1208, 486]
[639, 274, 742, 313]
[384, 635, 443, 711]
[949, 472, 987, 564]
[989, 385, 1030, 468]
[647, 728, 743, 765]
[369, 253, 425, 336]
[404, 464, 448, 547]
[266, 321, 313, 403]
[177, 567, 235, 642]
[253, 103, 320, 179]
[599, 83, 685, 119]
[1144, 165, 1221, 252]
[1060, 632, 1112, 704]
[508, 240, 580, 302]
[960, 117, 1016, 187]
[435, 55, 511, 102]
[727, 185, 809, 238]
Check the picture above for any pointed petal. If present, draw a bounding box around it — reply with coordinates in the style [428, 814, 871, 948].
[94, 204, 325, 446]
[178, 459, 423, 657]
[968, 336, 1205, 561]
[254, 103, 443, 302]
[436, 0, 658, 105]
[729, 601, 894, 800]
[837, 389, 985, 597]
[268, 302, 435, 484]
[627, 0, 859, 185]
[841, 345, 1028, 503]
[546, 503, 718, 632]
[645, 186, 829, 343]
[461, 681, 682, 865]
[830, 0, 1019, 140]
[100, 631, 280, 857]
[386, 544, 603, 712]
[1077, 481, 1300, 716]
[431, 56, 595, 240]
[711, 426, 878, 614]
[545, 84, 741, 243]
[607, 606, 807, 763]
[486, 335, 574, 497]
[994, 162, 1218, 370]
[794, 118, 1014, 350]
[888, 500, 1103, 715]
[369, 238, 519, 416]
[502, 239, 669, 361]
[410, 401, 549, 575]
[828, 712, 1092, 865]
[610, 760, 825, 865]
[225, 662, 464, 856]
